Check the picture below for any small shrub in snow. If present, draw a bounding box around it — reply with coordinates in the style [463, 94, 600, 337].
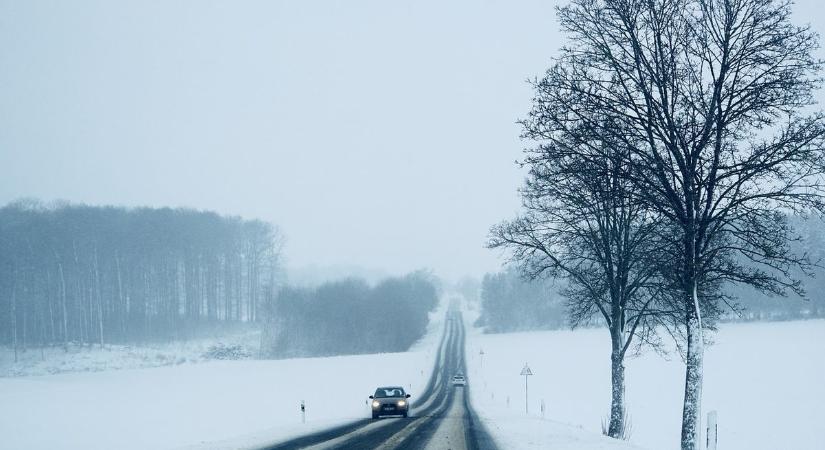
[203, 343, 251, 360]
[601, 410, 632, 440]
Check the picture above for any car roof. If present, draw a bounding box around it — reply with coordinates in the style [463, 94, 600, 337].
[377, 386, 404, 390]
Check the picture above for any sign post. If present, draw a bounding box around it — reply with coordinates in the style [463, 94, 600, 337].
[520, 363, 533, 415]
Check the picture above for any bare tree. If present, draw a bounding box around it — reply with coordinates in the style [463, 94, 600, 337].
[490, 123, 665, 438]
[527, 0, 825, 448]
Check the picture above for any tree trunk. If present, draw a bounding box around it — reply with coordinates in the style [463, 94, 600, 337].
[115, 253, 125, 341]
[94, 246, 104, 346]
[12, 279, 18, 363]
[21, 286, 28, 353]
[56, 260, 68, 348]
[680, 281, 704, 450]
[608, 332, 626, 438]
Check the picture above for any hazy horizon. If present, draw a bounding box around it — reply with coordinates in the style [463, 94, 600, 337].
[2, 0, 823, 281]
[0, 0, 570, 281]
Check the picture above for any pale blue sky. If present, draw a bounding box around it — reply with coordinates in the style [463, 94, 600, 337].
[1, 0, 822, 281]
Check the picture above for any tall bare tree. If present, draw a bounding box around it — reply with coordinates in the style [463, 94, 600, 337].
[490, 122, 665, 438]
[528, 0, 825, 448]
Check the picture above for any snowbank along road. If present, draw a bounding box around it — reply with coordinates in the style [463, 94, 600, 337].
[261, 308, 497, 450]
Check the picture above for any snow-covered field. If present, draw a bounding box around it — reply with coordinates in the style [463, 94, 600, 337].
[0, 303, 448, 450]
[4, 297, 819, 450]
[464, 314, 825, 450]
[0, 331, 261, 378]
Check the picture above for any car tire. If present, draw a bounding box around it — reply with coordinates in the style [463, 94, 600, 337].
[372, 412, 379, 419]
[402, 411, 408, 418]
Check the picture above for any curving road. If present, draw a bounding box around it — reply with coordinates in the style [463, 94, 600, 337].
[262, 309, 497, 450]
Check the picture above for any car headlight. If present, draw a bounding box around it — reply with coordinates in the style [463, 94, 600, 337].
[372, 401, 380, 408]
[397, 400, 406, 407]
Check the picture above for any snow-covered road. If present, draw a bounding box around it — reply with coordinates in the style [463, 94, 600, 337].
[261, 307, 498, 450]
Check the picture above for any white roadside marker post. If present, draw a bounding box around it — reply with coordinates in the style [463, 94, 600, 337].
[707, 410, 718, 450]
[479, 348, 485, 369]
[300, 400, 306, 424]
[520, 363, 533, 415]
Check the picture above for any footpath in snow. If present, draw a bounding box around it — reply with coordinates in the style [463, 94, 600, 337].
[462, 302, 825, 450]
[0, 300, 450, 450]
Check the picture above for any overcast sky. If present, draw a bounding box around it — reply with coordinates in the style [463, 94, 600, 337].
[1, 0, 823, 282]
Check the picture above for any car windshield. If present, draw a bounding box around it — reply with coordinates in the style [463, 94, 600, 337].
[374, 387, 405, 398]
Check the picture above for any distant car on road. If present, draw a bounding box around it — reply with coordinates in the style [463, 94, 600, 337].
[452, 374, 466, 386]
[369, 386, 411, 419]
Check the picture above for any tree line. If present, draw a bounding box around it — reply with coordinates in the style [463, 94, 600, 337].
[478, 223, 825, 333]
[260, 271, 439, 358]
[488, 0, 825, 448]
[474, 268, 566, 333]
[0, 200, 282, 359]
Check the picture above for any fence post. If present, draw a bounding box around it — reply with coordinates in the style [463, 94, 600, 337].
[706, 410, 717, 450]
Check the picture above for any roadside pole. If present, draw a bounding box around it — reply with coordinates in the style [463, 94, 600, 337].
[520, 363, 533, 415]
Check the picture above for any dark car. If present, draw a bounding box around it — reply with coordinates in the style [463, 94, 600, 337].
[369, 386, 411, 419]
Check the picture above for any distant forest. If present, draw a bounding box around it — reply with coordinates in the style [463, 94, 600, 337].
[724, 215, 825, 321]
[0, 201, 282, 354]
[474, 268, 566, 333]
[478, 217, 825, 334]
[261, 272, 440, 358]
